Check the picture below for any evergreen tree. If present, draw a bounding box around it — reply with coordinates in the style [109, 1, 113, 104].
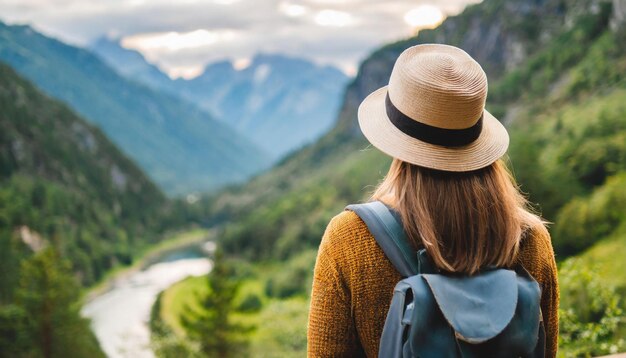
[15, 247, 104, 358]
[182, 249, 249, 357]
[0, 303, 32, 357]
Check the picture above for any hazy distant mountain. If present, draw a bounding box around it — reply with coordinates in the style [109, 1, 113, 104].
[0, 22, 270, 195]
[89, 36, 173, 92]
[176, 54, 350, 158]
[88, 38, 350, 159]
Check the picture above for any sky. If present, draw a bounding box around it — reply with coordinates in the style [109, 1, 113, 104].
[0, 0, 481, 78]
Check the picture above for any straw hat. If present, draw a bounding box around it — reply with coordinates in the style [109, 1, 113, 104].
[358, 44, 508, 172]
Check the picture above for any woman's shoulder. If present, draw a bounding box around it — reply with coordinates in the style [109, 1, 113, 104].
[318, 209, 381, 264]
[517, 222, 557, 283]
[322, 209, 371, 246]
[329, 209, 368, 228]
[519, 222, 553, 256]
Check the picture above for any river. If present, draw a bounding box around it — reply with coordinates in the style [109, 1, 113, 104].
[82, 244, 213, 357]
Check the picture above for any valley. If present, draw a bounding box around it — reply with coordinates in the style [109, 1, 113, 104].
[165, 0, 626, 356]
[83, 230, 212, 358]
[0, 0, 625, 356]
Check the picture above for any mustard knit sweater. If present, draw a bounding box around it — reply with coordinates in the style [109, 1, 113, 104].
[307, 210, 559, 358]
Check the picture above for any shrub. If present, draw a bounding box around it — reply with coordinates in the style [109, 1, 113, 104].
[237, 292, 263, 313]
[553, 173, 626, 256]
[265, 250, 317, 299]
[558, 258, 626, 357]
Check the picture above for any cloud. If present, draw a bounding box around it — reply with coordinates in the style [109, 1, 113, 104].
[0, 0, 481, 78]
[122, 29, 240, 52]
[313, 9, 353, 27]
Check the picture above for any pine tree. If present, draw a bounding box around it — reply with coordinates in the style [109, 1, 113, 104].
[182, 249, 249, 357]
[15, 247, 104, 358]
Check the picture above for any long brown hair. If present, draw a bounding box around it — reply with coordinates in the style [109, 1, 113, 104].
[371, 158, 545, 275]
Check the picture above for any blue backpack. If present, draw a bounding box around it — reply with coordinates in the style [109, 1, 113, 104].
[347, 201, 545, 358]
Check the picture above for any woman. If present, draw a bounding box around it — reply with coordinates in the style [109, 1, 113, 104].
[307, 44, 559, 357]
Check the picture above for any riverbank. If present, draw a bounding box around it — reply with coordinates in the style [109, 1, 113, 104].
[83, 228, 213, 303]
[81, 229, 214, 358]
[151, 250, 316, 357]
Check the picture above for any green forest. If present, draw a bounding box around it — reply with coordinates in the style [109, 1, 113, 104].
[1, 0, 625, 357]
[0, 63, 198, 356]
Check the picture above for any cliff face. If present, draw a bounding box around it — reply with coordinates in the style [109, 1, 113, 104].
[612, 0, 626, 28]
[332, 0, 613, 140]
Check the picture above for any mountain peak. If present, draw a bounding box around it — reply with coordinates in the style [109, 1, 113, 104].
[90, 35, 123, 48]
[88, 34, 177, 90]
[203, 59, 235, 72]
[0, 21, 36, 36]
[249, 53, 313, 71]
[89, 35, 136, 57]
[177, 52, 350, 158]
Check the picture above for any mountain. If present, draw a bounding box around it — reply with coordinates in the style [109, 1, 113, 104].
[89, 36, 174, 92]
[0, 22, 270, 195]
[174, 54, 350, 158]
[88, 39, 350, 159]
[0, 61, 174, 286]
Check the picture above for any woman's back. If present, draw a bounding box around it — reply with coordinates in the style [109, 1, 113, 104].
[307, 209, 559, 357]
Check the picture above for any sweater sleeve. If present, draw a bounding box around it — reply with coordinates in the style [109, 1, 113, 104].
[517, 225, 560, 358]
[307, 215, 363, 357]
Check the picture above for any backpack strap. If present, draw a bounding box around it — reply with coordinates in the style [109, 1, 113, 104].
[346, 201, 419, 277]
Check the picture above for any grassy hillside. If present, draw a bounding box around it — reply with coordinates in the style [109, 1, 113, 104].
[152, 0, 626, 356]
[557, 221, 626, 356]
[0, 22, 270, 195]
[511, 86, 626, 255]
[154, 253, 315, 357]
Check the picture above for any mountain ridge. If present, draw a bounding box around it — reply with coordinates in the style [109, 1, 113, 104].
[0, 60, 204, 357]
[0, 60, 179, 286]
[89, 39, 350, 159]
[0, 22, 270, 195]
[89, 36, 174, 91]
